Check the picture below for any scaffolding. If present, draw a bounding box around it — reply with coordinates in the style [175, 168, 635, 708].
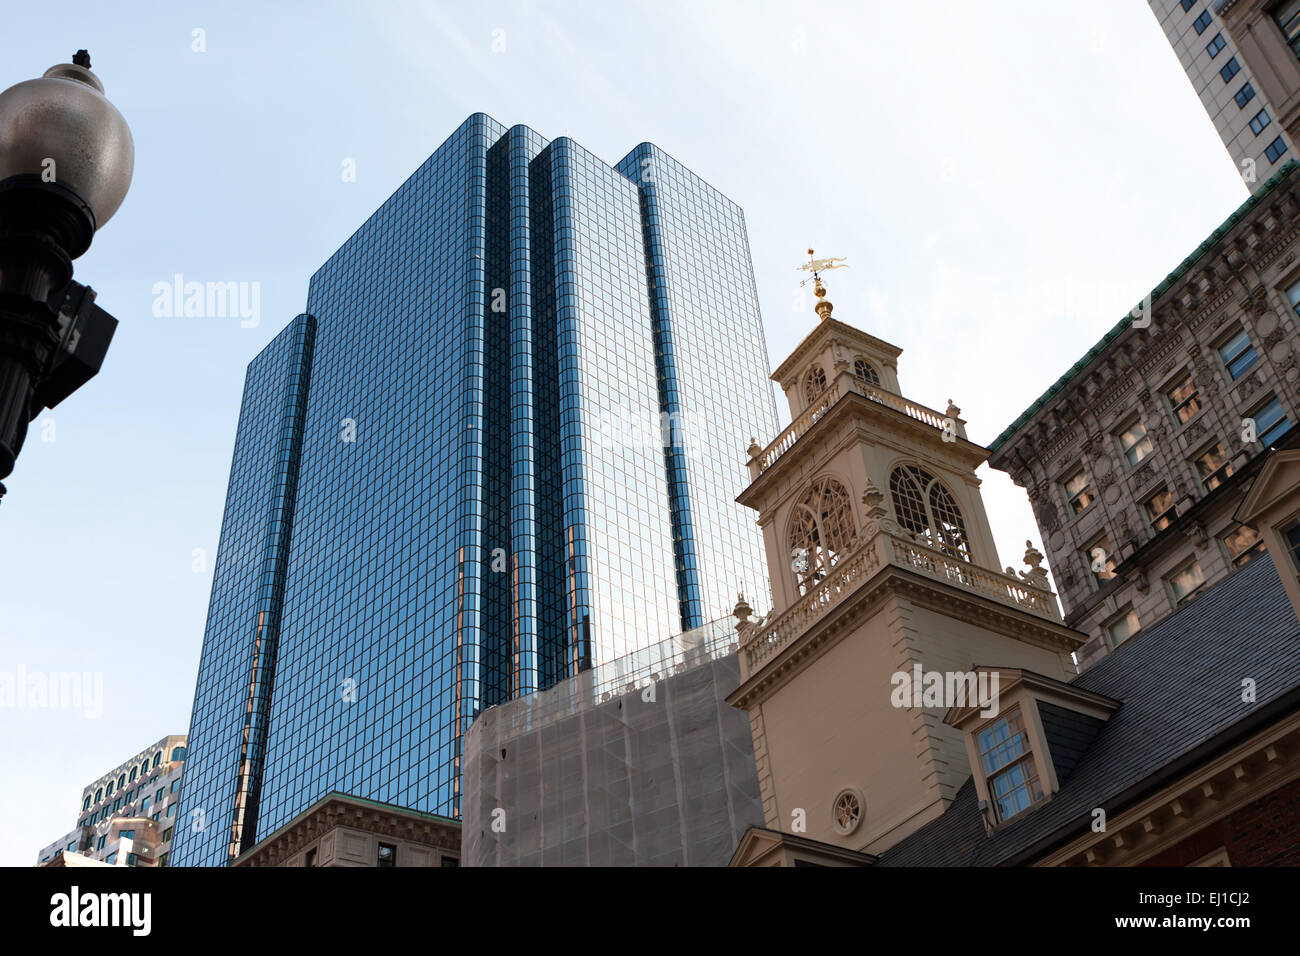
[463, 616, 763, 866]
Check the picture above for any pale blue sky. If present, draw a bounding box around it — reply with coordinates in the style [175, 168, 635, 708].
[0, 1, 1251, 865]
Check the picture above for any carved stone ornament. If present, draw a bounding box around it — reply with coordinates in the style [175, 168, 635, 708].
[1020, 540, 1052, 592]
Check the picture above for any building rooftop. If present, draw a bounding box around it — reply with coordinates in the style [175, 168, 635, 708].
[878, 553, 1300, 865]
[988, 159, 1300, 455]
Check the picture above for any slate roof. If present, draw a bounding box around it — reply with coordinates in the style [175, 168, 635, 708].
[878, 554, 1300, 866]
[987, 159, 1300, 456]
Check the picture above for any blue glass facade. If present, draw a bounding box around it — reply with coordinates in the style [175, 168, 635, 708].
[172, 114, 777, 865]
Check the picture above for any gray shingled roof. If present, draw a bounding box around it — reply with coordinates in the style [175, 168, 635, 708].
[879, 555, 1300, 866]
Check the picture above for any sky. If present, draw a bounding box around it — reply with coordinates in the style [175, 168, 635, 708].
[0, 0, 1254, 865]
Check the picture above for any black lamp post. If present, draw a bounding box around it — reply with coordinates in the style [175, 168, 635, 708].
[0, 50, 133, 500]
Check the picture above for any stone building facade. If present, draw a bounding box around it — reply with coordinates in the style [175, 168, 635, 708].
[233, 792, 460, 867]
[987, 161, 1300, 669]
[1147, 0, 1295, 188]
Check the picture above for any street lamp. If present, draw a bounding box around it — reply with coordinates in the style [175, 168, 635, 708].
[0, 50, 133, 500]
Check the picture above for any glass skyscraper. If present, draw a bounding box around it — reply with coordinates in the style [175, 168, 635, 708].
[171, 114, 778, 866]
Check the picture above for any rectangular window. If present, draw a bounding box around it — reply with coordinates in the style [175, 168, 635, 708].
[162, 827, 173, 843]
[1167, 559, 1207, 606]
[1180, 0, 1196, 10]
[1266, 136, 1288, 164]
[140, 795, 150, 813]
[1115, 419, 1153, 467]
[170, 780, 180, 794]
[1286, 279, 1300, 324]
[377, 843, 397, 868]
[158, 853, 169, 867]
[1194, 442, 1234, 491]
[66, 842, 76, 853]
[1207, 33, 1226, 58]
[1144, 487, 1176, 533]
[1250, 108, 1271, 136]
[1166, 372, 1201, 424]
[155, 788, 164, 803]
[165, 804, 175, 818]
[1195, 9, 1213, 34]
[441, 856, 460, 867]
[1063, 468, 1094, 515]
[1221, 524, 1265, 568]
[1217, 327, 1258, 379]
[306, 847, 318, 867]
[96, 836, 105, 851]
[1086, 536, 1117, 585]
[1275, 0, 1300, 59]
[126, 853, 138, 867]
[121, 829, 134, 840]
[977, 707, 1044, 823]
[1250, 396, 1292, 446]
[1105, 607, 1141, 648]
[1284, 519, 1300, 570]
[1219, 56, 1240, 81]
[1235, 82, 1257, 108]
[105, 852, 117, 865]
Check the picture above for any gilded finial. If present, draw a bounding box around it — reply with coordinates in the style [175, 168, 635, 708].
[797, 248, 848, 321]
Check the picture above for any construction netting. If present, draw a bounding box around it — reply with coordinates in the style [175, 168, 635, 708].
[463, 616, 763, 866]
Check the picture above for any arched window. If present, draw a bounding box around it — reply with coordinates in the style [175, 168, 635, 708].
[117, 774, 126, 789]
[152, 752, 161, 769]
[804, 365, 828, 403]
[129, 767, 137, 782]
[140, 762, 148, 778]
[853, 358, 880, 386]
[106, 781, 114, 796]
[95, 787, 103, 803]
[788, 477, 857, 594]
[82, 795, 91, 811]
[889, 464, 971, 561]
[171, 746, 187, 762]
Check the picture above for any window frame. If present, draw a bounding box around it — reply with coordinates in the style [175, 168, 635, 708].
[975, 706, 1046, 824]
[1248, 395, 1292, 447]
[1164, 371, 1201, 425]
[1114, 418, 1153, 468]
[1220, 523, 1265, 568]
[1216, 327, 1258, 380]
[1193, 441, 1234, 492]
[1166, 557, 1207, 608]
[1061, 467, 1094, 516]
[1104, 606, 1141, 648]
[1143, 486, 1177, 533]
[1084, 535, 1118, 587]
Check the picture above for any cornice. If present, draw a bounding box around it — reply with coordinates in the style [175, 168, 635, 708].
[771, 317, 904, 385]
[727, 565, 1084, 711]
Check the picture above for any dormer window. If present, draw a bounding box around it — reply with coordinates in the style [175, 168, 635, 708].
[852, 358, 879, 387]
[977, 706, 1044, 823]
[948, 669, 1119, 835]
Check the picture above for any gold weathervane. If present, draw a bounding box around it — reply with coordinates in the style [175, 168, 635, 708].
[797, 248, 847, 321]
